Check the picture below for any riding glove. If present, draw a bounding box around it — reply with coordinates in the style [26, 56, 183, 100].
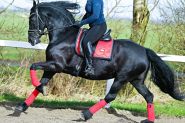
[73, 21, 82, 28]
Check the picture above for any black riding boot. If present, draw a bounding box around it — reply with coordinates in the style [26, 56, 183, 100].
[84, 42, 94, 76]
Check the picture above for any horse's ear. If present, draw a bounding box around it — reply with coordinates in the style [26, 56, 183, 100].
[33, 0, 36, 7]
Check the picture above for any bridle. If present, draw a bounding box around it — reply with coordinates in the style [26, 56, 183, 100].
[28, 5, 77, 38]
[28, 6, 46, 37]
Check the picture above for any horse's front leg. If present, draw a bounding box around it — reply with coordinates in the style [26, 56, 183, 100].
[15, 62, 58, 112]
[36, 71, 56, 96]
[29, 61, 61, 87]
[29, 61, 59, 85]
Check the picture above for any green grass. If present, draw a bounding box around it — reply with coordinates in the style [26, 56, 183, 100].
[0, 12, 28, 41]
[0, 47, 27, 60]
[0, 93, 185, 117]
[112, 102, 185, 117]
[0, 47, 38, 61]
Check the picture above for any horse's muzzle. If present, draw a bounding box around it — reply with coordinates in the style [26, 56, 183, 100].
[28, 36, 40, 46]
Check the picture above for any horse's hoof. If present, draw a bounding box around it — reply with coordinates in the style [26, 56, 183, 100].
[81, 110, 93, 121]
[15, 102, 28, 112]
[140, 119, 154, 123]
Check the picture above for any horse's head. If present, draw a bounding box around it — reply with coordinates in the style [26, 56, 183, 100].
[28, 0, 80, 46]
[28, 0, 45, 46]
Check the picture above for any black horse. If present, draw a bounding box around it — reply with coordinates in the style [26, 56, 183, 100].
[16, 1, 184, 123]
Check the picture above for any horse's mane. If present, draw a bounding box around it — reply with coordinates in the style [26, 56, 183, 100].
[38, 1, 80, 10]
[36, 1, 80, 23]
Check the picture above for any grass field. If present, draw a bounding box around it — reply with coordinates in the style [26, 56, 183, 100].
[0, 12, 28, 41]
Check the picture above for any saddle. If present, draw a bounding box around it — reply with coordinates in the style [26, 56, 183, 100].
[75, 28, 114, 60]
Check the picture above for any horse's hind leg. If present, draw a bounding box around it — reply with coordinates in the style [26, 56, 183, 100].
[131, 79, 155, 123]
[82, 77, 127, 121]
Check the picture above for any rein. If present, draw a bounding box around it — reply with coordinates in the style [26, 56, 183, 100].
[28, 5, 76, 36]
[28, 6, 46, 36]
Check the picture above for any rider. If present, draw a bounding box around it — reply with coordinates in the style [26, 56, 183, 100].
[74, 0, 107, 75]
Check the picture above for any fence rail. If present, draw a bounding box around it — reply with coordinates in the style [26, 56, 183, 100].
[0, 40, 48, 50]
[1, 40, 185, 63]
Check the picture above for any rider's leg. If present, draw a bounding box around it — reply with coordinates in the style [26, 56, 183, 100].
[82, 23, 107, 75]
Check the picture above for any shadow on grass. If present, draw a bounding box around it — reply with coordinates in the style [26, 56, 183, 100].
[0, 93, 94, 110]
[0, 93, 147, 120]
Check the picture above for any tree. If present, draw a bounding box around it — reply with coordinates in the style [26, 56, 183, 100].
[130, 0, 150, 45]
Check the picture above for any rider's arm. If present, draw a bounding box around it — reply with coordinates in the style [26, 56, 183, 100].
[79, 1, 101, 26]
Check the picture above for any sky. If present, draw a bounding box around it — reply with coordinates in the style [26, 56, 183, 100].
[0, 0, 179, 21]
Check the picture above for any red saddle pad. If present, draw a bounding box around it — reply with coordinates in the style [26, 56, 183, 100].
[93, 40, 113, 59]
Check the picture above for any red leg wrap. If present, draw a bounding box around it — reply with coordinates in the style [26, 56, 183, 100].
[89, 100, 107, 114]
[30, 70, 41, 87]
[25, 89, 39, 106]
[147, 103, 155, 122]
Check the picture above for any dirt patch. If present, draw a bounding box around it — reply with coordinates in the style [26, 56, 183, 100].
[0, 104, 185, 123]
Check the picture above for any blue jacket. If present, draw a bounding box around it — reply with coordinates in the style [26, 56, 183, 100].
[80, 0, 105, 26]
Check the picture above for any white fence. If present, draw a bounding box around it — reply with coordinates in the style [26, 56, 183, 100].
[1, 40, 185, 108]
[1, 40, 185, 62]
[0, 40, 48, 50]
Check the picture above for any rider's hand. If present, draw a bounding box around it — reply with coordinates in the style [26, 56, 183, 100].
[73, 21, 82, 28]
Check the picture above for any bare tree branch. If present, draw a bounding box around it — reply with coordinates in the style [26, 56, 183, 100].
[149, 0, 160, 13]
[0, 0, 15, 14]
[106, 0, 122, 18]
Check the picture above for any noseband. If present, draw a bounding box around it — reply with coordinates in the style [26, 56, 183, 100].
[28, 7, 46, 37]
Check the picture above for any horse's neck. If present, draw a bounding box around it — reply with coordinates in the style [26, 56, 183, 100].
[41, 7, 75, 42]
[48, 26, 77, 43]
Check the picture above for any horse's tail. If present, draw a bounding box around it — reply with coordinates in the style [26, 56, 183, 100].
[146, 48, 185, 101]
